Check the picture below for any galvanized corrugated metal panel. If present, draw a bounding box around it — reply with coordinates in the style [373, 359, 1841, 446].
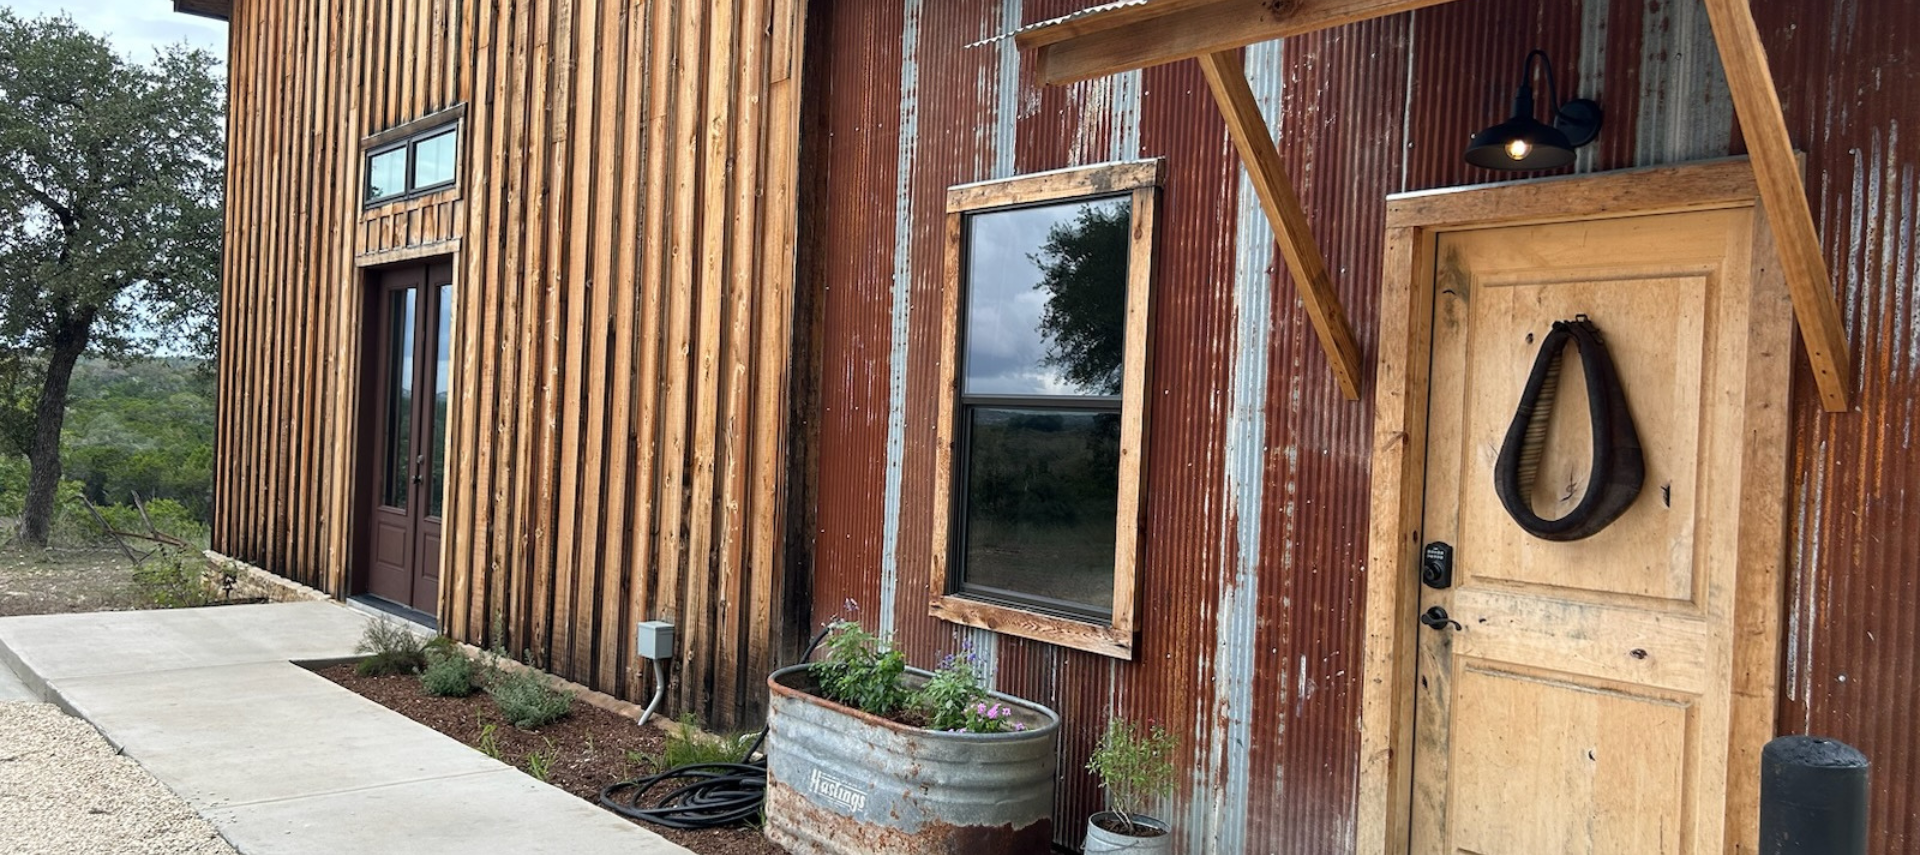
[1250, 18, 1409, 854]
[810, 0, 1916, 852]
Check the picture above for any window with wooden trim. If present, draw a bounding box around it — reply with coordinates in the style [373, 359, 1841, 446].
[930, 159, 1161, 660]
[363, 108, 463, 205]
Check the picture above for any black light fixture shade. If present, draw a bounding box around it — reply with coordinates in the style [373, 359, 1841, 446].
[1465, 50, 1603, 171]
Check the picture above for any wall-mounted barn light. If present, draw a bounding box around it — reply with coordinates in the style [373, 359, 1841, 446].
[1465, 49, 1603, 171]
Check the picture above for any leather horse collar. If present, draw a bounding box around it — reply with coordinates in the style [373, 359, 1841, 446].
[1493, 316, 1644, 541]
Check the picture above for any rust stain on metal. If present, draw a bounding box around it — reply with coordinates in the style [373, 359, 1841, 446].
[808, 0, 1920, 851]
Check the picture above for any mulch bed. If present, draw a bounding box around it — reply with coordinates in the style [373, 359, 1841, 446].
[312, 664, 786, 855]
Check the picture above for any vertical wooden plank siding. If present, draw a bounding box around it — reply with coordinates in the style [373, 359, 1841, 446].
[214, 0, 809, 729]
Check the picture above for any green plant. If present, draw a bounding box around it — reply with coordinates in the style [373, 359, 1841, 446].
[917, 642, 1021, 732]
[488, 663, 574, 729]
[1086, 717, 1177, 836]
[476, 723, 502, 761]
[353, 619, 429, 677]
[419, 642, 479, 697]
[654, 713, 756, 769]
[624, 748, 652, 773]
[809, 618, 909, 717]
[131, 546, 214, 608]
[525, 738, 558, 782]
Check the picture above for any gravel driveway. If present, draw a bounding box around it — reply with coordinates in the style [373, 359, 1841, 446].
[0, 702, 237, 855]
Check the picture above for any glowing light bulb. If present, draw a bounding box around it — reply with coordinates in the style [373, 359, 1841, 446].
[1506, 139, 1532, 161]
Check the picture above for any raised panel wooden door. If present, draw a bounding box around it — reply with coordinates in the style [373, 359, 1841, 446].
[1409, 208, 1789, 855]
[364, 262, 452, 615]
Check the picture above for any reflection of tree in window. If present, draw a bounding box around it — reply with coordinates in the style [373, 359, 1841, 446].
[1034, 201, 1130, 396]
[960, 198, 1131, 615]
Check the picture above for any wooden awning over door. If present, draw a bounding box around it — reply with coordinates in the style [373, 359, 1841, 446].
[1013, 0, 1854, 412]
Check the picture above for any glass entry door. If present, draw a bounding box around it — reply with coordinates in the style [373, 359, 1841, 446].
[363, 261, 452, 615]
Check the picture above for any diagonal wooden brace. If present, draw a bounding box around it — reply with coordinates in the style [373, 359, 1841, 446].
[1702, 0, 1853, 412]
[1198, 49, 1364, 400]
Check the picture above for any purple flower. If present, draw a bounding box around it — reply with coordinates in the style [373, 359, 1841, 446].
[1014, 722, 1027, 732]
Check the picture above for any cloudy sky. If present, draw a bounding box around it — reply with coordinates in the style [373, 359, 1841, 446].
[4, 2, 227, 65]
[964, 197, 1129, 398]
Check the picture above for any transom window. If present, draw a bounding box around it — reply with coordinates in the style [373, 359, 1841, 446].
[931, 159, 1161, 659]
[363, 113, 461, 205]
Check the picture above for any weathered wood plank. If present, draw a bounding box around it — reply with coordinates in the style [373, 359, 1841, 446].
[685, 0, 739, 727]
[1029, 0, 1458, 86]
[553, 0, 596, 678]
[714, 0, 768, 723]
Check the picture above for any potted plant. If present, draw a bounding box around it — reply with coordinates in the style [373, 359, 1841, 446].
[765, 615, 1061, 855]
[1084, 716, 1178, 853]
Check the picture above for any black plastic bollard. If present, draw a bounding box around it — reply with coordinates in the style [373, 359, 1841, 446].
[1760, 735, 1869, 855]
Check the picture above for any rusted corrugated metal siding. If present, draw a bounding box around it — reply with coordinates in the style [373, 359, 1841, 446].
[807, 1, 1919, 852]
[1757, 3, 1920, 852]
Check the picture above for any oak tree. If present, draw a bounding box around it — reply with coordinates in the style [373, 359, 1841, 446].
[0, 12, 223, 545]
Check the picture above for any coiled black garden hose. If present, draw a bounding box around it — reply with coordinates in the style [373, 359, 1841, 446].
[597, 624, 833, 830]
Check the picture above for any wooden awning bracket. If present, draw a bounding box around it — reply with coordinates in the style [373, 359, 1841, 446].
[1016, 0, 1855, 412]
[1701, 0, 1852, 412]
[1197, 50, 1363, 400]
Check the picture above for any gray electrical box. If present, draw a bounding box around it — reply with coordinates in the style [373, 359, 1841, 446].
[636, 620, 676, 660]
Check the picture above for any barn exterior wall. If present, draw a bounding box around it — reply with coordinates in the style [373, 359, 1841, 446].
[804, 1, 1919, 852]
[213, 0, 806, 730]
[201, 0, 1918, 850]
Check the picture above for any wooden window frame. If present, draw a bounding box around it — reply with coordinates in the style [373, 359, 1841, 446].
[928, 159, 1163, 660]
[362, 106, 465, 207]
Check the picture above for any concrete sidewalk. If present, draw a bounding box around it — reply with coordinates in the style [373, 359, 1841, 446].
[0, 602, 690, 855]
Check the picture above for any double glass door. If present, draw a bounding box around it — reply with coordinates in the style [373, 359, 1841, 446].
[364, 261, 452, 614]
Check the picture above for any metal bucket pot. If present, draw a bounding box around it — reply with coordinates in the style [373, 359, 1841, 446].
[1082, 811, 1174, 854]
[764, 664, 1060, 855]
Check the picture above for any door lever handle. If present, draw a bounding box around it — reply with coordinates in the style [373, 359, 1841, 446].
[1419, 606, 1463, 631]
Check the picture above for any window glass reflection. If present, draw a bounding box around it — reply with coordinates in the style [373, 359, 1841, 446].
[428, 285, 452, 519]
[413, 130, 457, 189]
[964, 197, 1131, 398]
[959, 408, 1120, 614]
[367, 148, 407, 202]
[382, 289, 416, 509]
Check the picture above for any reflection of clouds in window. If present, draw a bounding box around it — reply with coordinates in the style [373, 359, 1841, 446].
[414, 130, 456, 188]
[368, 149, 406, 200]
[965, 197, 1128, 397]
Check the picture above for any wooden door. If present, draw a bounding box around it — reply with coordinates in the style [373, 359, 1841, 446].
[363, 261, 453, 615]
[1407, 206, 1791, 854]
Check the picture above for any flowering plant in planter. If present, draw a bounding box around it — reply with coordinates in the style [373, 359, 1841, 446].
[764, 613, 1060, 855]
[1084, 716, 1178, 850]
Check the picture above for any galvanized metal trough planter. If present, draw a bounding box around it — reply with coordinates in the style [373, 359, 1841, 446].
[764, 664, 1062, 855]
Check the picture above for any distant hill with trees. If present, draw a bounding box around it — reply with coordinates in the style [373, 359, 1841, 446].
[0, 357, 214, 541]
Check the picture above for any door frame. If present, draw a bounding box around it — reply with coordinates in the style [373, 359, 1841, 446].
[1355, 157, 1795, 855]
[350, 257, 456, 622]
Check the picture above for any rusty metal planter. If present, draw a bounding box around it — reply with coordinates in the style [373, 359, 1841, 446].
[764, 664, 1061, 855]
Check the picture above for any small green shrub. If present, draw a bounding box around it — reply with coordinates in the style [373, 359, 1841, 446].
[1087, 717, 1177, 834]
[809, 618, 909, 717]
[419, 643, 479, 697]
[354, 619, 429, 677]
[131, 546, 215, 608]
[488, 662, 574, 729]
